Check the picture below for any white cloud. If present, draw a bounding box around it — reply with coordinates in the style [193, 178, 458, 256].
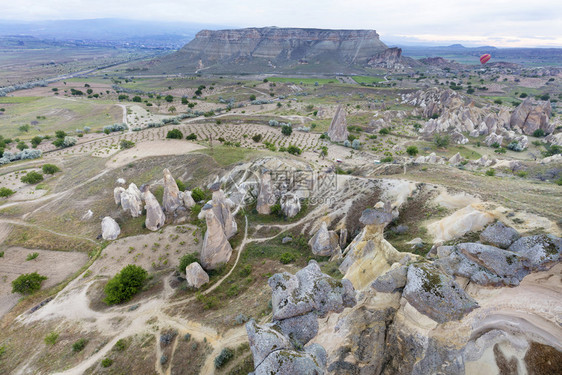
[2, 0, 561, 47]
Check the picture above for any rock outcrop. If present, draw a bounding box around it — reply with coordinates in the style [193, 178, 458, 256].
[479, 221, 520, 249]
[162, 168, 182, 214]
[308, 222, 340, 256]
[209, 183, 237, 239]
[119, 183, 143, 218]
[185, 262, 209, 289]
[141, 186, 166, 231]
[339, 206, 407, 290]
[280, 192, 301, 218]
[246, 260, 356, 375]
[367, 47, 403, 69]
[328, 105, 349, 142]
[180, 190, 196, 208]
[113, 187, 125, 205]
[174, 27, 389, 73]
[402, 263, 478, 323]
[199, 204, 233, 270]
[510, 98, 552, 135]
[256, 169, 274, 215]
[101, 217, 120, 240]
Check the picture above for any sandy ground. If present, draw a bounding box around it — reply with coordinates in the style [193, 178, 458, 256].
[0, 168, 50, 202]
[0, 247, 88, 317]
[104, 140, 207, 168]
[88, 224, 201, 278]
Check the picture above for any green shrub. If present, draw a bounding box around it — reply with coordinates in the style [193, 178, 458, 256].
[517, 171, 528, 178]
[113, 339, 128, 352]
[379, 128, 390, 135]
[381, 156, 393, 163]
[12, 272, 47, 295]
[21, 171, 44, 184]
[26, 252, 39, 261]
[287, 145, 302, 155]
[494, 147, 506, 154]
[101, 358, 113, 367]
[433, 134, 450, 148]
[252, 134, 262, 142]
[556, 177, 562, 186]
[72, 338, 88, 353]
[104, 265, 148, 305]
[214, 348, 234, 369]
[0, 187, 15, 197]
[281, 125, 293, 136]
[120, 140, 135, 149]
[494, 99, 503, 105]
[166, 129, 183, 139]
[0, 251, 4, 257]
[178, 253, 199, 273]
[176, 179, 186, 191]
[191, 187, 208, 202]
[280, 252, 296, 264]
[186, 133, 197, 140]
[55, 130, 67, 139]
[485, 169, 495, 176]
[42, 164, 60, 174]
[532, 129, 545, 137]
[270, 203, 282, 217]
[45, 332, 59, 346]
[239, 264, 252, 277]
[406, 145, 419, 156]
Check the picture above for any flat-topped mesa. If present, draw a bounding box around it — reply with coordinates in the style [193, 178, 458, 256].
[179, 27, 388, 63]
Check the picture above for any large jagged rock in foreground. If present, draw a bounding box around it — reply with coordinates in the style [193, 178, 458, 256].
[308, 222, 340, 256]
[184, 262, 209, 289]
[162, 168, 182, 214]
[101, 217, 120, 240]
[199, 204, 232, 270]
[339, 206, 405, 290]
[328, 105, 349, 142]
[141, 186, 166, 231]
[270, 260, 356, 321]
[402, 263, 479, 323]
[246, 260, 356, 375]
[479, 221, 520, 249]
[510, 98, 552, 135]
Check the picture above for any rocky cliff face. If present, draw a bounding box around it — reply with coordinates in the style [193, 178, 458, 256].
[172, 27, 389, 72]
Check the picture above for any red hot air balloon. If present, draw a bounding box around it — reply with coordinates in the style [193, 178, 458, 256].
[480, 54, 491, 64]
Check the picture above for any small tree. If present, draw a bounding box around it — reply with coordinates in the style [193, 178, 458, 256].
[252, 134, 262, 142]
[287, 145, 302, 155]
[186, 133, 197, 140]
[21, 171, 44, 184]
[104, 265, 148, 305]
[165, 95, 174, 103]
[249, 94, 256, 101]
[0, 187, 16, 197]
[12, 272, 47, 295]
[532, 129, 545, 137]
[31, 136, 43, 148]
[120, 140, 135, 149]
[168, 106, 176, 114]
[166, 129, 183, 139]
[281, 125, 293, 136]
[406, 145, 419, 156]
[433, 134, 450, 148]
[42, 164, 60, 174]
[178, 254, 199, 273]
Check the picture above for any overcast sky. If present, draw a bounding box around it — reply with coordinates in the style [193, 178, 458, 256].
[2, 0, 561, 47]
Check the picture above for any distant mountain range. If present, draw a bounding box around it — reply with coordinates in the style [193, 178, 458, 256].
[0, 18, 227, 48]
